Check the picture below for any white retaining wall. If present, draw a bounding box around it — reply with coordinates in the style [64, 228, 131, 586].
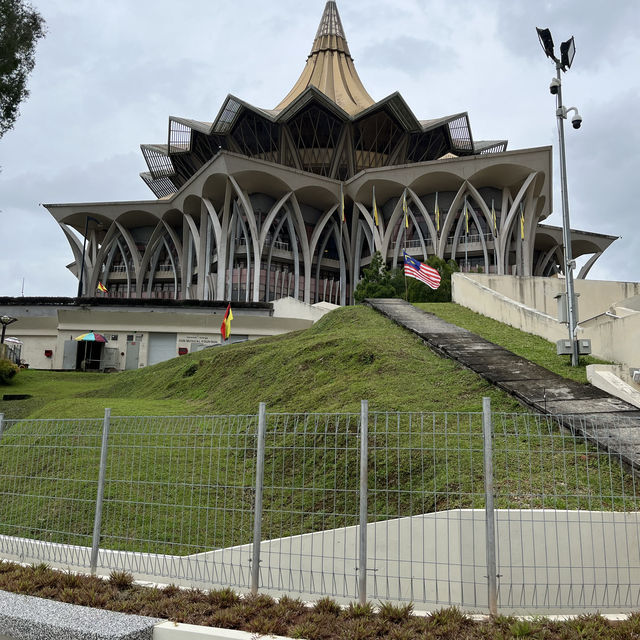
[452, 273, 640, 374]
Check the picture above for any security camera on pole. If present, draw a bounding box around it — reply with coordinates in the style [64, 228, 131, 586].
[537, 27, 581, 367]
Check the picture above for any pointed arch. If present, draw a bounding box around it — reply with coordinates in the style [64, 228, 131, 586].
[390, 206, 428, 268]
[577, 252, 602, 279]
[137, 220, 175, 297]
[535, 244, 561, 276]
[309, 204, 340, 260]
[87, 221, 119, 293]
[202, 198, 224, 300]
[353, 218, 375, 292]
[183, 213, 201, 265]
[406, 187, 438, 255]
[259, 192, 293, 249]
[228, 176, 260, 300]
[354, 201, 383, 250]
[498, 171, 539, 267]
[287, 193, 313, 302]
[226, 199, 254, 302]
[436, 183, 470, 257]
[58, 222, 86, 280]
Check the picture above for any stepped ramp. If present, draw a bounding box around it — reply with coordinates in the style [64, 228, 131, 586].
[366, 298, 640, 470]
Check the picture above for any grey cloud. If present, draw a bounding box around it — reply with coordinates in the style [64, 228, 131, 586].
[360, 36, 458, 76]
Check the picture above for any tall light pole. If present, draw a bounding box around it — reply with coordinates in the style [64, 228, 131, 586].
[537, 28, 581, 366]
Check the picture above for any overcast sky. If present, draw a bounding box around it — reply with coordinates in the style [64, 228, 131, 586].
[1, 0, 639, 297]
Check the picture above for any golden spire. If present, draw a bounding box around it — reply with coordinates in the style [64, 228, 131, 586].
[275, 1, 375, 116]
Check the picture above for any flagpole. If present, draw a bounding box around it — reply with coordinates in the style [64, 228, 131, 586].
[403, 190, 409, 301]
[464, 197, 469, 272]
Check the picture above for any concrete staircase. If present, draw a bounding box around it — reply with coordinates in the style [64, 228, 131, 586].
[366, 298, 640, 470]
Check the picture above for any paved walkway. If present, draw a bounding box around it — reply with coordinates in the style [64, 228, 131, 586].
[366, 298, 640, 470]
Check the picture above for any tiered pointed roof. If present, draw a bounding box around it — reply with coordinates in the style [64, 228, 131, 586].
[275, 1, 375, 116]
[138, 1, 508, 198]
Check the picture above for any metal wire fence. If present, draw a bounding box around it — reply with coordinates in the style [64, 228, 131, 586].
[0, 402, 639, 614]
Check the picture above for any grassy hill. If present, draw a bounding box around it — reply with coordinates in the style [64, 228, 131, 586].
[0, 304, 634, 556]
[2, 305, 529, 420]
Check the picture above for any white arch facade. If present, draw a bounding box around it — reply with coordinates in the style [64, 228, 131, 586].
[45, 147, 616, 305]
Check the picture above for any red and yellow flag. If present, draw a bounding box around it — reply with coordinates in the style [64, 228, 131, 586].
[97, 282, 108, 293]
[220, 304, 233, 340]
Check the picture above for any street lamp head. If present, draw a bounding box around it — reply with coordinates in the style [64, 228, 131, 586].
[560, 37, 576, 71]
[536, 27, 557, 61]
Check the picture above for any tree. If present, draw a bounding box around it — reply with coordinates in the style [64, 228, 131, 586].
[401, 256, 459, 303]
[354, 251, 397, 302]
[355, 252, 459, 303]
[0, 0, 46, 139]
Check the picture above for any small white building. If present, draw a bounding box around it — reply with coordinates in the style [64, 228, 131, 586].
[0, 297, 331, 371]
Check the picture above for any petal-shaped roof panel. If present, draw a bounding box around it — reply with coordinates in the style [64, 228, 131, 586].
[275, 1, 375, 116]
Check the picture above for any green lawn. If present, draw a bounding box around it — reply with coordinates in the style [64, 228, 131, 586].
[1, 304, 636, 556]
[1, 305, 526, 420]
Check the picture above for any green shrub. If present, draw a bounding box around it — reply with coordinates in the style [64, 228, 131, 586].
[0, 358, 19, 384]
[354, 252, 397, 302]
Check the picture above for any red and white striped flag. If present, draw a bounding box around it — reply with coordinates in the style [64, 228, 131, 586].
[403, 252, 441, 290]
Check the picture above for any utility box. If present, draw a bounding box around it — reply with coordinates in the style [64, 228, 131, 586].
[556, 339, 591, 356]
[556, 339, 573, 355]
[577, 339, 591, 355]
[555, 292, 580, 324]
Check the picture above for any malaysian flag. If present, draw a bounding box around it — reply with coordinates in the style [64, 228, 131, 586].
[403, 252, 441, 290]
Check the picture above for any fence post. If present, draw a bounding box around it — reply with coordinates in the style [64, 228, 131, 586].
[90, 408, 111, 575]
[358, 399, 369, 605]
[251, 402, 267, 595]
[0, 414, 4, 442]
[482, 397, 498, 615]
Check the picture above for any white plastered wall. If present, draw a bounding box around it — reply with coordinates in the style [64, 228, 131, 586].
[452, 273, 640, 375]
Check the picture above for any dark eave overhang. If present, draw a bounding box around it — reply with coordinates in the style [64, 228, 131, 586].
[169, 116, 212, 134]
[352, 92, 421, 132]
[210, 94, 281, 135]
[140, 144, 175, 180]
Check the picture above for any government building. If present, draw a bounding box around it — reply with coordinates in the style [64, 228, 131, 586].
[45, 2, 614, 307]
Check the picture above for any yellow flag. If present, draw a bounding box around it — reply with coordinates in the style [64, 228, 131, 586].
[491, 200, 497, 235]
[340, 183, 345, 223]
[372, 186, 378, 226]
[435, 193, 440, 232]
[465, 201, 469, 234]
[402, 190, 409, 228]
[520, 210, 525, 240]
